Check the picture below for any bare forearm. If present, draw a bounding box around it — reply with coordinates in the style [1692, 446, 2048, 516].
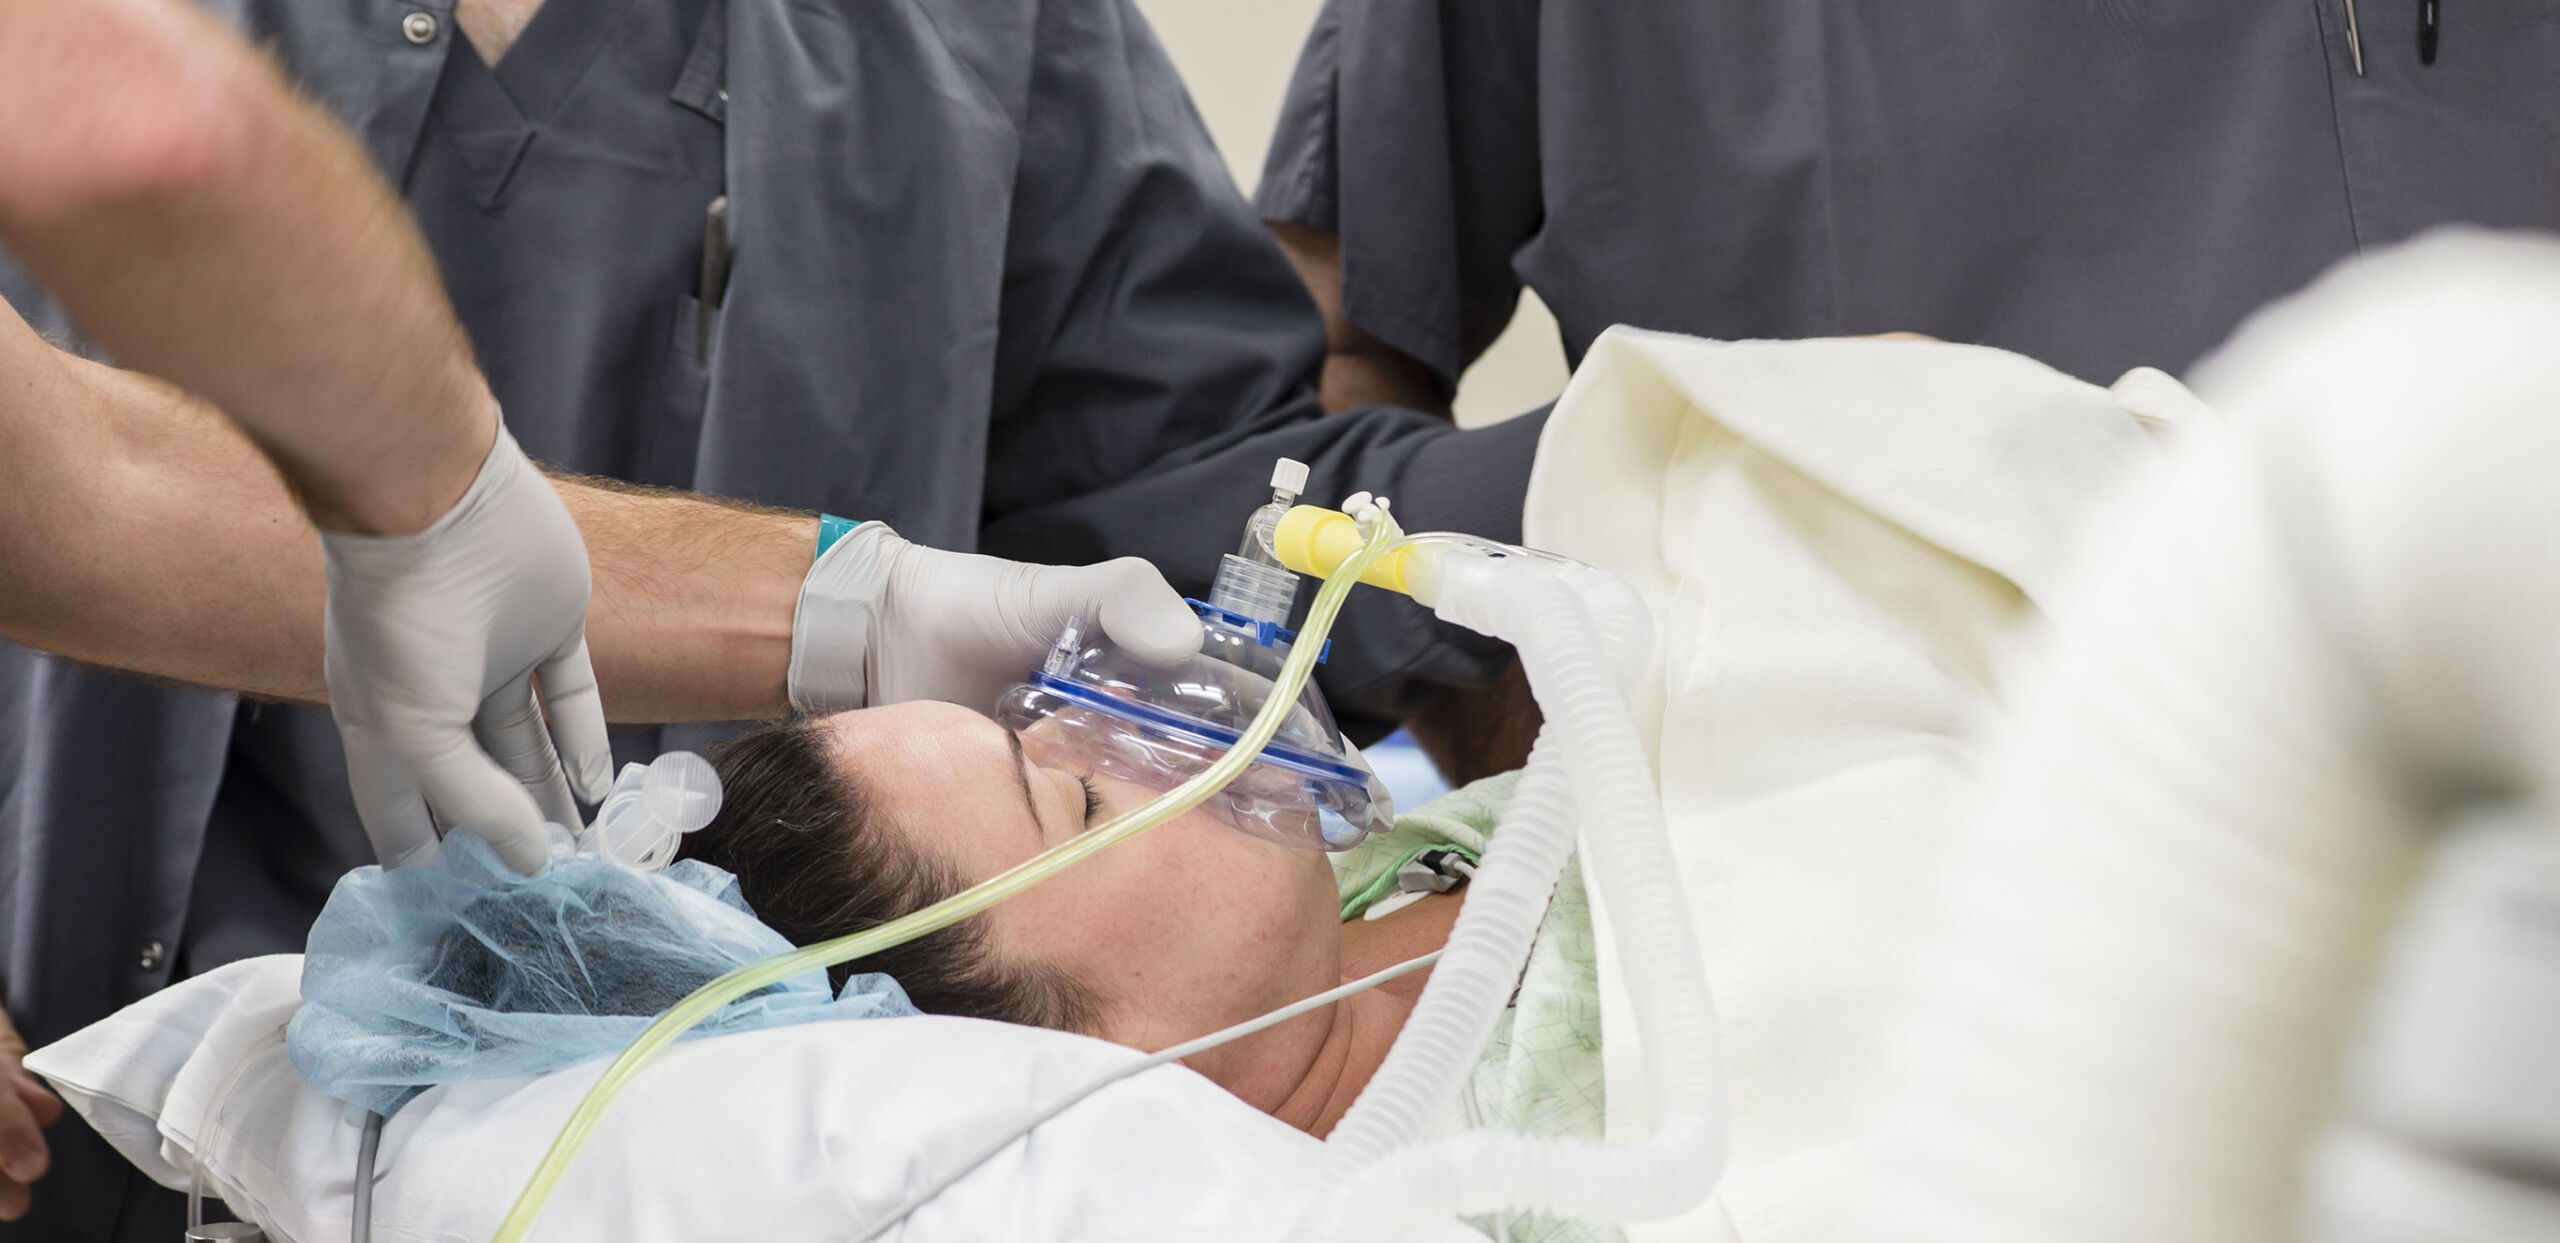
[0, 323, 806, 721]
[0, 326, 324, 702]
[1268, 222, 1450, 418]
[0, 0, 493, 535]
[557, 477, 811, 723]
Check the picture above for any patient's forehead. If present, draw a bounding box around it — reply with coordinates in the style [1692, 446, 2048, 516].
[814, 702, 1043, 872]
[819, 701, 1002, 776]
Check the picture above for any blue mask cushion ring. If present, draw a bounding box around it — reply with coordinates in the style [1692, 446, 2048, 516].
[993, 602, 1392, 851]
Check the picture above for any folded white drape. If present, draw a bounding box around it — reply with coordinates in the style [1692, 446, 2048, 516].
[1522, 328, 2197, 1243]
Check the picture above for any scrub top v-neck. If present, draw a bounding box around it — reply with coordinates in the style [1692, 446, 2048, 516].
[404, 0, 725, 482]
[185, 0, 729, 998]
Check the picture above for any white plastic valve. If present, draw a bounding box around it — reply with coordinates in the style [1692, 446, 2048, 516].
[586, 751, 724, 871]
[1271, 457, 1311, 498]
[1346, 492, 1395, 537]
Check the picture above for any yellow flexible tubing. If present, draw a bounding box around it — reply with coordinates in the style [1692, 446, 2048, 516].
[490, 512, 1402, 1241]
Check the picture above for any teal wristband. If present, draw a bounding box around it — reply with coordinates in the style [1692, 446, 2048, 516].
[815, 514, 864, 559]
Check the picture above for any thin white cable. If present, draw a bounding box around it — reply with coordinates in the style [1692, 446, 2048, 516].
[853, 950, 1445, 1241]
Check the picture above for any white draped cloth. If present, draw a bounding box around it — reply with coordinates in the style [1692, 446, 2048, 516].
[1522, 328, 2201, 1243]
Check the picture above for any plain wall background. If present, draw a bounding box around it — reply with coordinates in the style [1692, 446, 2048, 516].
[1135, 0, 1566, 428]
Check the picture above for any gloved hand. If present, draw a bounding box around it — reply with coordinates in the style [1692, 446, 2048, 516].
[322, 427, 613, 872]
[788, 523, 1201, 715]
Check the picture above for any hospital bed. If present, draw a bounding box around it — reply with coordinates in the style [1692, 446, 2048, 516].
[40, 233, 2560, 1242]
[34, 307, 2186, 1243]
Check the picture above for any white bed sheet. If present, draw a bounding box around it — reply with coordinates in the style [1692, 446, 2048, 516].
[30, 955, 1477, 1242]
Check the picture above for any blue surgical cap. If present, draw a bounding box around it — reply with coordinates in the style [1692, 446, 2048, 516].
[288, 832, 913, 1115]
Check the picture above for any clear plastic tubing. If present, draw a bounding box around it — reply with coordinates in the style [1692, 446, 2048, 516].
[1296, 542, 1726, 1238]
[1321, 730, 1574, 1159]
[488, 514, 1401, 1242]
[1312, 550, 1636, 1166]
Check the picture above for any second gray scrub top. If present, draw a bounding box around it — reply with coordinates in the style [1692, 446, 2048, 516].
[0, 1, 1538, 1238]
[1258, 0, 2560, 388]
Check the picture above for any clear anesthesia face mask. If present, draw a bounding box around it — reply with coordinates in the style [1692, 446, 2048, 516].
[994, 602, 1394, 852]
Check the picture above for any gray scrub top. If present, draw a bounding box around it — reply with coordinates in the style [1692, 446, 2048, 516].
[0, 1, 1535, 1238]
[185, 0, 733, 978]
[1259, 0, 2560, 388]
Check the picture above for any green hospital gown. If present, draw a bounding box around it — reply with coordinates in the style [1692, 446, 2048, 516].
[1333, 774, 1618, 1243]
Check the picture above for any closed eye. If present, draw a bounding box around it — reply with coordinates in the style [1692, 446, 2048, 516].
[1079, 774, 1104, 825]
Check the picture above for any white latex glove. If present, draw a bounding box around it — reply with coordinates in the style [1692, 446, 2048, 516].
[788, 523, 1202, 714]
[321, 428, 614, 871]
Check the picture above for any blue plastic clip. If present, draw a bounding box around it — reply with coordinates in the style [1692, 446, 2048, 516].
[1185, 599, 1331, 664]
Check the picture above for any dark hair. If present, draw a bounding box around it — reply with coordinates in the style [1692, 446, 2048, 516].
[675, 719, 1095, 1031]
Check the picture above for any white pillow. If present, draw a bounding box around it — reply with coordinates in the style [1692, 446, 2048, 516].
[29, 956, 1472, 1242]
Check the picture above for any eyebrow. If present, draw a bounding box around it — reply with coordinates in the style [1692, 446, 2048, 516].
[1004, 728, 1047, 837]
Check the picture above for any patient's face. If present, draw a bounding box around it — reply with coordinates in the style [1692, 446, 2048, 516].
[816, 702, 1344, 1052]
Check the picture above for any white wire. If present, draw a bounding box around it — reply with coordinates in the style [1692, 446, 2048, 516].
[853, 949, 1446, 1241]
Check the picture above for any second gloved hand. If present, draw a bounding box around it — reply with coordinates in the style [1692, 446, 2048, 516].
[789, 524, 1201, 714]
[322, 428, 614, 872]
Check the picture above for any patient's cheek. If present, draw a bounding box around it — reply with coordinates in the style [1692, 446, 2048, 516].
[1218, 861, 1340, 956]
[1008, 809, 1334, 1001]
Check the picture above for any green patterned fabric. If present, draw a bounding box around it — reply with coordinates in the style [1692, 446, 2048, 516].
[1334, 774, 1618, 1243]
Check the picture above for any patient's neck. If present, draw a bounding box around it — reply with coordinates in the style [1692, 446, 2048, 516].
[1181, 895, 1457, 1134]
[1217, 989, 1412, 1138]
